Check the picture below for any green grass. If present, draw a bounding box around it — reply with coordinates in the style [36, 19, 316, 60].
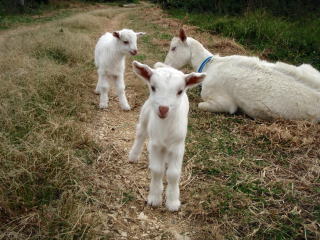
[127, 12, 170, 62]
[0, 10, 73, 30]
[133, 53, 147, 62]
[0, 0, 79, 30]
[121, 192, 135, 204]
[167, 9, 320, 70]
[0, 0, 103, 30]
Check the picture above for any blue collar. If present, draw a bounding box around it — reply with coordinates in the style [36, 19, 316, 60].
[197, 56, 213, 73]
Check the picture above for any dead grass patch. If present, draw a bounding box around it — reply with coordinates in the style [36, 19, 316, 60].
[59, 14, 102, 32]
[89, 9, 114, 18]
[0, 6, 120, 239]
[151, 38, 170, 48]
[182, 96, 320, 239]
[238, 120, 320, 158]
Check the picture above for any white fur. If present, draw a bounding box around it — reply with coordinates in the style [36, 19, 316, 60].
[164, 34, 320, 122]
[94, 29, 145, 110]
[129, 61, 206, 211]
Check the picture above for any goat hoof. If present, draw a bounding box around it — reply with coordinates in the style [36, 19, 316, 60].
[128, 157, 138, 163]
[121, 105, 131, 111]
[99, 103, 108, 109]
[147, 194, 162, 207]
[128, 151, 139, 162]
[128, 156, 138, 163]
[166, 200, 181, 211]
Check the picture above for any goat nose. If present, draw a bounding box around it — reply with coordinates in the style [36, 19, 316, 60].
[131, 49, 137, 55]
[159, 106, 169, 115]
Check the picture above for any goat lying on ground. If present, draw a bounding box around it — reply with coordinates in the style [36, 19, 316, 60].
[129, 61, 206, 211]
[94, 29, 145, 110]
[164, 29, 320, 122]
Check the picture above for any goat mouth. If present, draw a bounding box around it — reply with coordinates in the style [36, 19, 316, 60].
[158, 114, 168, 119]
[130, 51, 137, 56]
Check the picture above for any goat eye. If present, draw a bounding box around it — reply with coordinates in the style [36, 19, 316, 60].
[123, 41, 129, 44]
[177, 90, 183, 95]
[171, 47, 176, 51]
[151, 86, 156, 92]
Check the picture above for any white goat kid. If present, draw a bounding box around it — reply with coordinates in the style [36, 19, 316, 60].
[129, 61, 206, 211]
[164, 29, 320, 122]
[94, 29, 145, 110]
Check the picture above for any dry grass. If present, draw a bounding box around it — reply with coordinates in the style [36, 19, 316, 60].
[239, 120, 320, 158]
[0, 6, 120, 239]
[59, 14, 103, 32]
[0, 2, 319, 240]
[132, 6, 320, 239]
[183, 107, 320, 239]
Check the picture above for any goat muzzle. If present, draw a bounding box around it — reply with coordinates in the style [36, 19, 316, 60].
[130, 50, 138, 56]
[158, 106, 169, 119]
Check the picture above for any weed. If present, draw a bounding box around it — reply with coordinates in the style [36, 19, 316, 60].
[133, 54, 146, 62]
[121, 192, 135, 204]
[36, 47, 69, 64]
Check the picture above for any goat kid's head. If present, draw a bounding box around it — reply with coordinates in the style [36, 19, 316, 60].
[113, 29, 145, 56]
[132, 61, 206, 119]
[164, 28, 191, 69]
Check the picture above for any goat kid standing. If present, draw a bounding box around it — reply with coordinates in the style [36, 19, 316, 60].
[129, 61, 206, 211]
[95, 29, 145, 110]
[164, 29, 320, 122]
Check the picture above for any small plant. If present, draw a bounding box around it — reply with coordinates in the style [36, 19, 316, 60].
[121, 192, 135, 204]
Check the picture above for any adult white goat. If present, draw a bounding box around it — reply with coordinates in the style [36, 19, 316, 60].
[129, 61, 206, 211]
[94, 29, 145, 110]
[164, 29, 320, 122]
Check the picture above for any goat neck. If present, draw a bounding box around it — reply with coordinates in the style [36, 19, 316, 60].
[188, 38, 213, 72]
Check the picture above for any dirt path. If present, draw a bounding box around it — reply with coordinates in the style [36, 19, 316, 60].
[85, 3, 248, 240]
[88, 8, 193, 240]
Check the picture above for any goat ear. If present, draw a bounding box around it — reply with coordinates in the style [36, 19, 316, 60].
[132, 61, 153, 82]
[113, 31, 120, 39]
[185, 72, 206, 88]
[179, 28, 187, 42]
[136, 32, 146, 37]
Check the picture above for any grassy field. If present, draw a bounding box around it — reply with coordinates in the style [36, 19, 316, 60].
[0, 1, 105, 30]
[0, 2, 319, 240]
[166, 9, 320, 71]
[0, 7, 112, 239]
